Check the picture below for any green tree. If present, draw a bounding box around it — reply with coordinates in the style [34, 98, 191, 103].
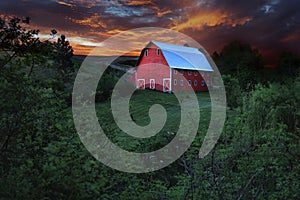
[222, 74, 242, 110]
[225, 82, 300, 199]
[96, 69, 119, 102]
[213, 41, 264, 90]
[277, 52, 300, 81]
[0, 17, 47, 73]
[51, 34, 74, 82]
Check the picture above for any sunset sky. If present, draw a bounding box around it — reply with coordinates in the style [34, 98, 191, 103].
[1, 0, 299, 65]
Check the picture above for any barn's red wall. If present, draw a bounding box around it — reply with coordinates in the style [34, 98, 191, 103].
[136, 44, 170, 91]
[172, 69, 209, 92]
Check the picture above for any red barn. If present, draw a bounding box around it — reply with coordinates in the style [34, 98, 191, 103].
[134, 41, 213, 93]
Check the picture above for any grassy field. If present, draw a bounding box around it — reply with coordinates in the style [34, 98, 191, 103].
[95, 89, 212, 153]
[72, 55, 216, 153]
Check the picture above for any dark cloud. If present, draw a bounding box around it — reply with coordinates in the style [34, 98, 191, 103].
[0, 0, 299, 63]
[176, 0, 300, 64]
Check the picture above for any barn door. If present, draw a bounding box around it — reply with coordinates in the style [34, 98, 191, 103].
[150, 79, 155, 89]
[137, 79, 145, 89]
[163, 78, 171, 92]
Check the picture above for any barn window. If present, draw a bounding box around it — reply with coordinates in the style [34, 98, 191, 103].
[202, 80, 205, 86]
[145, 49, 148, 56]
[150, 79, 155, 89]
[174, 79, 177, 85]
[188, 80, 191, 86]
[188, 71, 192, 76]
[194, 71, 198, 76]
[180, 80, 184, 86]
[157, 48, 160, 56]
[180, 70, 184, 75]
[174, 70, 177, 75]
[194, 80, 198, 86]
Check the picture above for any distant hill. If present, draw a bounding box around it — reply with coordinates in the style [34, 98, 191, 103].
[72, 55, 139, 68]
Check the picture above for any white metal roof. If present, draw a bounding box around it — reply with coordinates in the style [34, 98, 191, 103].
[151, 41, 213, 71]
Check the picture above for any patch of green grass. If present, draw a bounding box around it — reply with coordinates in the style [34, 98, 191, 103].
[96, 90, 212, 153]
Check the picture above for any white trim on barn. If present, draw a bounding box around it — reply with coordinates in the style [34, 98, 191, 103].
[150, 79, 155, 89]
[137, 79, 145, 89]
[169, 68, 172, 92]
[163, 78, 171, 92]
[194, 80, 198, 86]
[180, 80, 184, 86]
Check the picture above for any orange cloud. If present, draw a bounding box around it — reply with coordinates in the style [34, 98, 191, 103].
[125, 0, 153, 6]
[71, 14, 107, 29]
[85, 28, 204, 57]
[107, 29, 125, 35]
[157, 9, 172, 17]
[57, 1, 75, 7]
[72, 44, 93, 55]
[173, 10, 252, 31]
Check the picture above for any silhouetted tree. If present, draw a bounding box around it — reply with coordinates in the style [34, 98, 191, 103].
[277, 52, 300, 80]
[0, 17, 43, 71]
[213, 41, 264, 90]
[51, 33, 74, 82]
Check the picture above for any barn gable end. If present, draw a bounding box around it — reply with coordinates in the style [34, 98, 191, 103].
[135, 43, 171, 92]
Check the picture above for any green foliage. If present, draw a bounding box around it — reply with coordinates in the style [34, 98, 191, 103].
[219, 82, 300, 199]
[222, 74, 242, 109]
[0, 17, 77, 198]
[244, 83, 298, 132]
[277, 52, 300, 81]
[0, 17, 48, 74]
[96, 69, 119, 102]
[213, 41, 264, 90]
[51, 34, 74, 82]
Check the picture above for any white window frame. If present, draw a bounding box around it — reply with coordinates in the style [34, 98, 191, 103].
[201, 80, 205, 86]
[188, 71, 192, 76]
[180, 80, 184, 86]
[174, 79, 177, 85]
[150, 79, 155, 89]
[163, 78, 171, 92]
[157, 48, 160, 56]
[174, 70, 177, 75]
[137, 79, 146, 89]
[194, 71, 198, 76]
[188, 80, 191, 86]
[180, 70, 184, 75]
[194, 80, 198, 86]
